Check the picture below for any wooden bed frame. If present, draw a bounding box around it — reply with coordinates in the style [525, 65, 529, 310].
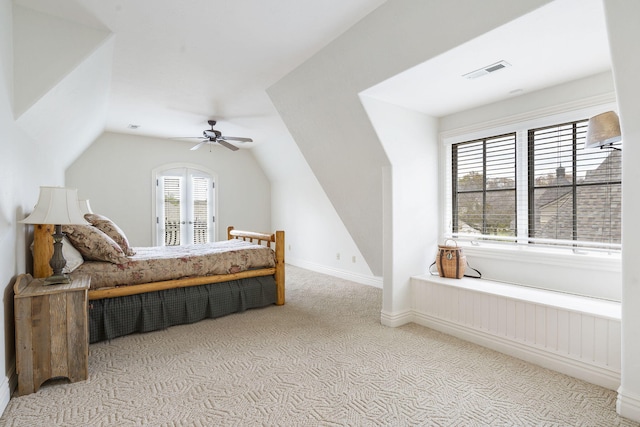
[31, 225, 285, 305]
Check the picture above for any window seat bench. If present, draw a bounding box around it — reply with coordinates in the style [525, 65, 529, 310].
[410, 274, 621, 390]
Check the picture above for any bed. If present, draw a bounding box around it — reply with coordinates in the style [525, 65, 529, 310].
[31, 221, 284, 343]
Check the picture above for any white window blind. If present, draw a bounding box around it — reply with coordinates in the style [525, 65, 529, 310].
[452, 133, 517, 239]
[528, 119, 621, 251]
[163, 177, 182, 246]
[191, 176, 210, 244]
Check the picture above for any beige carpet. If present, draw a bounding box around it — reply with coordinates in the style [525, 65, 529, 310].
[1, 265, 637, 426]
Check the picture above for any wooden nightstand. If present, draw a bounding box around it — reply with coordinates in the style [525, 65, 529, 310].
[14, 273, 90, 396]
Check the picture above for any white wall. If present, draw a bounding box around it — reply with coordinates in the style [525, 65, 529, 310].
[604, 0, 640, 421]
[12, 4, 110, 118]
[271, 170, 377, 285]
[12, 4, 112, 170]
[0, 0, 110, 414]
[66, 132, 272, 246]
[251, 102, 378, 285]
[268, 0, 551, 279]
[0, 1, 48, 410]
[360, 96, 439, 321]
[440, 71, 617, 131]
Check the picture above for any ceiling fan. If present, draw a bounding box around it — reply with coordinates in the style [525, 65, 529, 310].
[183, 120, 253, 151]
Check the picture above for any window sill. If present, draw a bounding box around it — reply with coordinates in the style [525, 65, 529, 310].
[457, 241, 621, 273]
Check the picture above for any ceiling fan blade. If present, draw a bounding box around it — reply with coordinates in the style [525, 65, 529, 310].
[219, 136, 253, 143]
[217, 140, 239, 151]
[190, 140, 208, 151]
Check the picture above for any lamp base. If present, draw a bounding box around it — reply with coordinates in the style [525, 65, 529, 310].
[44, 274, 71, 285]
[47, 224, 69, 285]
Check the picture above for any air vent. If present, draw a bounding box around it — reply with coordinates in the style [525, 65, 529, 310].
[463, 61, 511, 79]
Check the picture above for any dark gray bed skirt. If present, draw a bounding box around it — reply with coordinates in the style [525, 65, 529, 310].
[88, 275, 277, 343]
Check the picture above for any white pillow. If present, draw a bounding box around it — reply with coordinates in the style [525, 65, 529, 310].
[29, 236, 84, 273]
[62, 236, 84, 273]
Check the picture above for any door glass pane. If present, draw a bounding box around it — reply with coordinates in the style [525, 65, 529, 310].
[192, 176, 209, 244]
[163, 177, 182, 246]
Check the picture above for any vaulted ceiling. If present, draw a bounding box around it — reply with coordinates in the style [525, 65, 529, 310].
[14, 0, 610, 156]
[14, 0, 386, 152]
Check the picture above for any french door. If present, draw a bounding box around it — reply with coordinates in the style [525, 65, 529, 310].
[155, 167, 215, 246]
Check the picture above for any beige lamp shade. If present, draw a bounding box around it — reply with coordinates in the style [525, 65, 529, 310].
[585, 111, 622, 149]
[78, 199, 93, 215]
[20, 187, 89, 225]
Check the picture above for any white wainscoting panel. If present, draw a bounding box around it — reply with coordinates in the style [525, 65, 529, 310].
[0, 375, 10, 418]
[411, 275, 621, 390]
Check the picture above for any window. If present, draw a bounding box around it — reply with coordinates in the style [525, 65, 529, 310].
[449, 117, 621, 253]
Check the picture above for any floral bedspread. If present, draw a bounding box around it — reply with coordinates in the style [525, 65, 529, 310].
[75, 239, 276, 290]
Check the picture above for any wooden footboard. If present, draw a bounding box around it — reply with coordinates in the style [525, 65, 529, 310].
[31, 225, 285, 305]
[228, 226, 285, 305]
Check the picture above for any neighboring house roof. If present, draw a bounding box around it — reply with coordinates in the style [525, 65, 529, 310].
[534, 150, 621, 244]
[536, 166, 572, 210]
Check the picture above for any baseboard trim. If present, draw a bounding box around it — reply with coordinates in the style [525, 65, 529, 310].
[380, 309, 413, 327]
[286, 259, 383, 288]
[617, 387, 640, 422]
[413, 311, 620, 390]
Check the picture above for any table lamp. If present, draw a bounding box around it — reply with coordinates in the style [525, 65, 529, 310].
[78, 199, 94, 215]
[20, 187, 89, 285]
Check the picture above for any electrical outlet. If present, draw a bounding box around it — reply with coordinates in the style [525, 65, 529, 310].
[352, 256, 356, 263]
[336, 253, 340, 260]
[288, 244, 291, 251]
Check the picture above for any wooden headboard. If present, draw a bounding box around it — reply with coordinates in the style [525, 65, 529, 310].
[32, 224, 55, 279]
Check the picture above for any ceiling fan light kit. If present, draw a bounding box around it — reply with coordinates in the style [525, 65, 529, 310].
[181, 120, 253, 151]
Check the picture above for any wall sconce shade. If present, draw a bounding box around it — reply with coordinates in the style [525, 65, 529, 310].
[20, 187, 89, 284]
[585, 111, 622, 149]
